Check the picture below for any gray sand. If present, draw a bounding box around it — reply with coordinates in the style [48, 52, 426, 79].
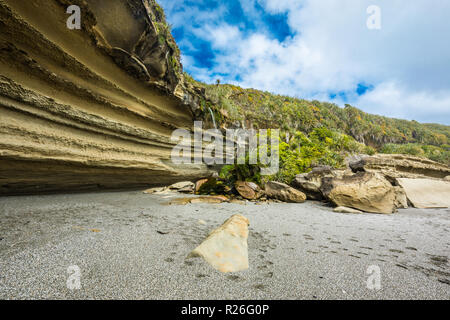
[0, 191, 449, 300]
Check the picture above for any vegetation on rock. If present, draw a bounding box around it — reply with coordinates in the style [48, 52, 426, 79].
[185, 74, 449, 171]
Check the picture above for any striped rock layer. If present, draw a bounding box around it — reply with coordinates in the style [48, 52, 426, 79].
[0, 0, 212, 195]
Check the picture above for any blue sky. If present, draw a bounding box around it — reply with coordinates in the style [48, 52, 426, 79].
[158, 0, 450, 124]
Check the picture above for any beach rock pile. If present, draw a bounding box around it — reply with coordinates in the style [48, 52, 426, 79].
[292, 154, 450, 213]
[142, 153, 449, 212]
[187, 214, 250, 273]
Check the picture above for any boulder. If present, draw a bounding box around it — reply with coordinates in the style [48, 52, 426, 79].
[444, 176, 450, 182]
[187, 214, 250, 273]
[265, 181, 306, 203]
[396, 178, 450, 208]
[321, 172, 396, 214]
[292, 166, 344, 200]
[348, 154, 450, 180]
[333, 206, 363, 214]
[235, 181, 262, 200]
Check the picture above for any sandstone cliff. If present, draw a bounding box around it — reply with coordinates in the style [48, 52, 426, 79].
[348, 154, 450, 181]
[0, 0, 212, 195]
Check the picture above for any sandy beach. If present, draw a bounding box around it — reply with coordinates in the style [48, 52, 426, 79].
[0, 191, 449, 300]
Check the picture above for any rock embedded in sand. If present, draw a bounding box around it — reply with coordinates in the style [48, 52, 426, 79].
[321, 172, 396, 214]
[169, 195, 229, 205]
[187, 214, 250, 273]
[143, 187, 169, 194]
[444, 176, 450, 181]
[333, 206, 363, 214]
[265, 181, 306, 203]
[397, 178, 450, 208]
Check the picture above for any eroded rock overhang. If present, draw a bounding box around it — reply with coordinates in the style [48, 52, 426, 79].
[0, 0, 213, 195]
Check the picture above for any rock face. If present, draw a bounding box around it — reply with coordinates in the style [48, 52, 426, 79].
[321, 172, 396, 214]
[348, 154, 450, 181]
[265, 181, 306, 203]
[187, 214, 250, 273]
[397, 178, 450, 208]
[0, 0, 213, 195]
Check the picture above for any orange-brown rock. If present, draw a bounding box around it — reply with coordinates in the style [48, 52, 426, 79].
[235, 181, 262, 200]
[265, 181, 306, 203]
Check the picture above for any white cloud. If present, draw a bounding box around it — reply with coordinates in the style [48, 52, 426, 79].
[159, 0, 450, 124]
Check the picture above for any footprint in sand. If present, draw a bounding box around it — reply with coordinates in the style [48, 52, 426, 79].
[253, 284, 266, 290]
[227, 275, 242, 282]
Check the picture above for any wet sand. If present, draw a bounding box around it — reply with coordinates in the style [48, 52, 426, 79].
[0, 191, 449, 299]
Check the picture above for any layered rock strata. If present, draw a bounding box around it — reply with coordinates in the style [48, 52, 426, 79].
[0, 0, 213, 195]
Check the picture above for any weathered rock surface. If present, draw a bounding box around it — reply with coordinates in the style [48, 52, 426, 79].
[0, 0, 213, 195]
[235, 181, 262, 200]
[321, 172, 396, 214]
[187, 214, 250, 273]
[168, 181, 194, 193]
[292, 166, 344, 200]
[265, 181, 306, 203]
[444, 176, 450, 182]
[397, 178, 450, 208]
[348, 154, 450, 181]
[333, 206, 363, 214]
[393, 186, 409, 209]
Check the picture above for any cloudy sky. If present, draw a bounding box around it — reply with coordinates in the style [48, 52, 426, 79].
[158, 0, 450, 124]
